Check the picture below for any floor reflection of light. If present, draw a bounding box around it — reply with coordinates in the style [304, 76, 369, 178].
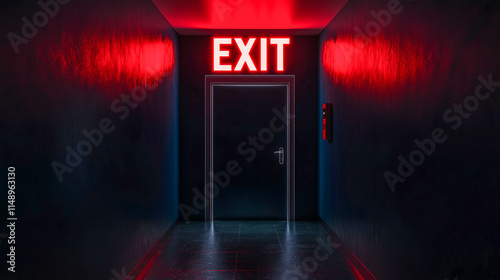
[279, 221, 298, 278]
[207, 221, 216, 246]
[131, 221, 378, 279]
[196, 221, 221, 272]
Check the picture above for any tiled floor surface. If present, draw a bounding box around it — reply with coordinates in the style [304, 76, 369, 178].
[129, 221, 370, 280]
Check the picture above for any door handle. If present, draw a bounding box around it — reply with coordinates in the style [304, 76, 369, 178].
[273, 147, 285, 165]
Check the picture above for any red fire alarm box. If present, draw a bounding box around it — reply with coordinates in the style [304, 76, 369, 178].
[322, 103, 332, 141]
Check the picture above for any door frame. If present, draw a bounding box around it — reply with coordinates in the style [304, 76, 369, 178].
[205, 75, 295, 222]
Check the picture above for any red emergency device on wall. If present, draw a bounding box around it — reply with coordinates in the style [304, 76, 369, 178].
[322, 103, 332, 141]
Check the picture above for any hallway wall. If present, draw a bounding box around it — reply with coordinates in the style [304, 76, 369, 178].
[0, 0, 179, 279]
[318, 0, 500, 279]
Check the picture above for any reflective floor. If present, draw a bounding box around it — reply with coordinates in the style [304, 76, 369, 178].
[129, 221, 374, 280]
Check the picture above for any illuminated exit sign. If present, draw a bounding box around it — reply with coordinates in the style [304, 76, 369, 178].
[213, 37, 290, 72]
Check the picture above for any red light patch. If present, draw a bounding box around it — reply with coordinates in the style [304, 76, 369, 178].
[322, 36, 446, 95]
[46, 32, 174, 89]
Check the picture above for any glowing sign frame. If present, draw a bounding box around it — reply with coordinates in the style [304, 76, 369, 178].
[213, 37, 290, 72]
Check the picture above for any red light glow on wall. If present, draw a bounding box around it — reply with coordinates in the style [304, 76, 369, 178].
[322, 36, 447, 96]
[45, 32, 174, 89]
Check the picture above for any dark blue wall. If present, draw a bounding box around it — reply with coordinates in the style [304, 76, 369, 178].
[318, 0, 500, 279]
[0, 0, 179, 279]
[178, 35, 319, 221]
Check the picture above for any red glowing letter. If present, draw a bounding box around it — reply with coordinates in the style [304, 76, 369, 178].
[214, 38, 232, 71]
[270, 38, 290, 71]
[260, 38, 268, 71]
[234, 38, 257, 71]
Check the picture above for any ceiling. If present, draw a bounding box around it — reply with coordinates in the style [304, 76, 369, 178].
[152, 0, 350, 35]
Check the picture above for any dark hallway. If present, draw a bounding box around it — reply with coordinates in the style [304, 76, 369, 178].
[128, 221, 373, 280]
[1, 0, 500, 279]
